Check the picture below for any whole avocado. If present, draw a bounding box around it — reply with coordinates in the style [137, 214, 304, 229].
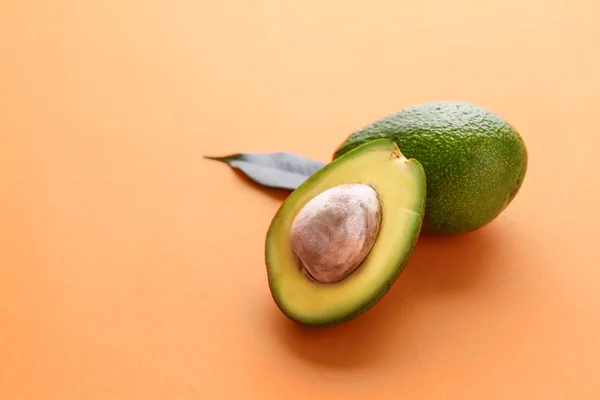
[333, 101, 527, 234]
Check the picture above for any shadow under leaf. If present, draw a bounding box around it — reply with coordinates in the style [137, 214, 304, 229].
[231, 169, 291, 202]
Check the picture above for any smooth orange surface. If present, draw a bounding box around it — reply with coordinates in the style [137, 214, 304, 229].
[1, 1, 599, 399]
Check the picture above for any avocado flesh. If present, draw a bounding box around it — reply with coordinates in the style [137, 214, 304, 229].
[265, 139, 426, 326]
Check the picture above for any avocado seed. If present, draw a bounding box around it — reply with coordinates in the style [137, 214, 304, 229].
[289, 183, 382, 283]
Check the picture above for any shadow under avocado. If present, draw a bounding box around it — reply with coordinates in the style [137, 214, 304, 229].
[267, 225, 499, 368]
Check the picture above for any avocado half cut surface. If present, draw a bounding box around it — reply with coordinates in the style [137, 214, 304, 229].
[265, 139, 427, 326]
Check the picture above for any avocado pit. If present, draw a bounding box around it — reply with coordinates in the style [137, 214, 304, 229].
[289, 183, 382, 283]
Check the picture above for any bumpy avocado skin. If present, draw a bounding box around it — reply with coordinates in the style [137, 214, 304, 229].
[333, 101, 527, 234]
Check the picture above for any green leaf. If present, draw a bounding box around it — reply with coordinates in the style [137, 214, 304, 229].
[205, 152, 325, 191]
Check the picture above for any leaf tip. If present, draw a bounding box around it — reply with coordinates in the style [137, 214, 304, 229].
[204, 155, 224, 162]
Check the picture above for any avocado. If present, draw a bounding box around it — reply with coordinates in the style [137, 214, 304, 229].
[333, 101, 528, 234]
[265, 139, 426, 326]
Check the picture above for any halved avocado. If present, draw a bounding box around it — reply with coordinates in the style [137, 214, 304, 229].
[265, 139, 426, 326]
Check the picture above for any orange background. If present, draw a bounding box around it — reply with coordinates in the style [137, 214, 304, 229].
[1, 1, 599, 399]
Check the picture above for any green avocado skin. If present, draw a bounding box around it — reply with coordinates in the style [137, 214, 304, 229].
[333, 101, 528, 234]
